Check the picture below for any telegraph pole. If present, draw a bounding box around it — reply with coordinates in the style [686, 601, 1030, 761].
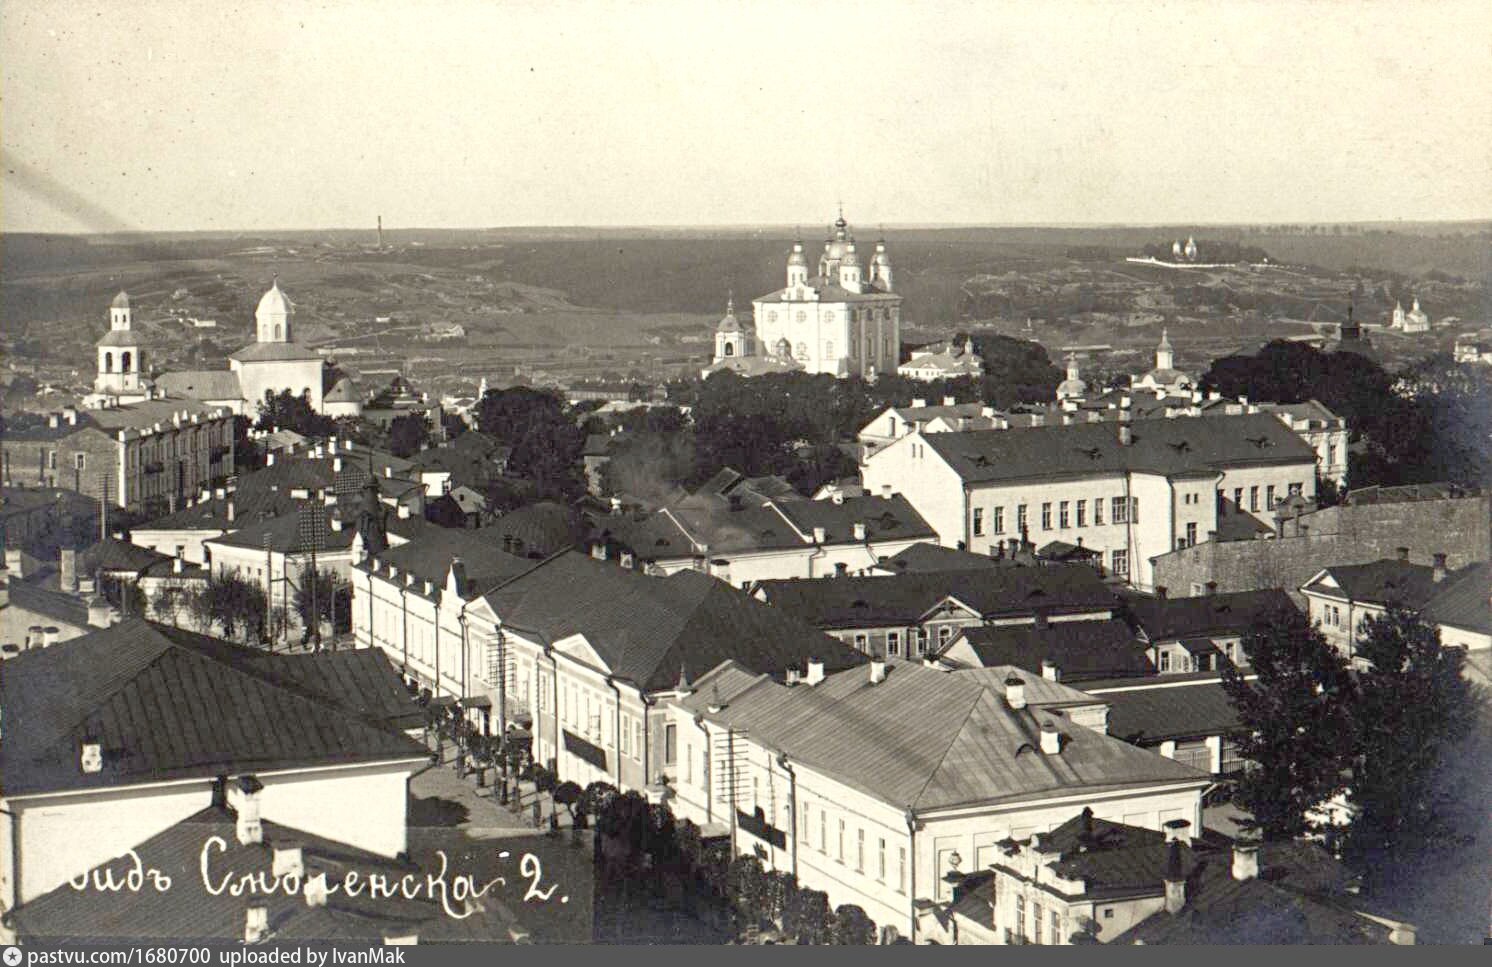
[263, 533, 274, 651]
[298, 500, 324, 650]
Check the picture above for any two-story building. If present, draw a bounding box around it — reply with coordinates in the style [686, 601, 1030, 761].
[1119, 587, 1296, 674]
[665, 658, 1211, 943]
[861, 412, 1318, 591]
[857, 399, 1002, 459]
[1301, 550, 1479, 662]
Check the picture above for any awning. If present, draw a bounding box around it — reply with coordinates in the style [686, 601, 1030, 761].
[459, 696, 492, 709]
[563, 729, 608, 772]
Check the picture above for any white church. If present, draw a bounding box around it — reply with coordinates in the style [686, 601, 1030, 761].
[704, 212, 903, 380]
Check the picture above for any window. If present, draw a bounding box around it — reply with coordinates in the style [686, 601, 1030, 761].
[1289, 481, 1303, 496]
[1051, 910, 1062, 945]
[1015, 896, 1026, 942]
[1059, 501, 1070, 528]
[74, 453, 86, 471]
[856, 828, 865, 873]
[1017, 504, 1028, 532]
[916, 629, 929, 655]
[1111, 496, 1128, 524]
[887, 631, 901, 656]
[1041, 503, 1053, 530]
[684, 742, 691, 781]
[1326, 444, 1337, 467]
[1111, 549, 1129, 577]
[47, 450, 57, 471]
[664, 723, 677, 765]
[938, 625, 953, 646]
[993, 506, 1005, 533]
[635, 720, 643, 760]
[1076, 500, 1086, 527]
[1249, 486, 1260, 512]
[1185, 522, 1198, 546]
[972, 507, 984, 536]
[897, 846, 907, 894]
[1033, 901, 1044, 944]
[1093, 498, 1103, 525]
[1159, 651, 1172, 672]
[825, 341, 834, 358]
[820, 810, 826, 853]
[795, 342, 808, 360]
[837, 819, 845, 862]
[1233, 487, 1243, 511]
[878, 838, 886, 882]
[1266, 485, 1276, 509]
[854, 633, 869, 652]
[802, 802, 811, 846]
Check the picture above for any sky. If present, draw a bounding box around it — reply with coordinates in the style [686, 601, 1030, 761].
[3, 0, 1489, 233]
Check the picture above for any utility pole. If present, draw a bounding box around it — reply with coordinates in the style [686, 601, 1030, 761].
[298, 500, 324, 650]
[99, 473, 110, 542]
[263, 533, 274, 651]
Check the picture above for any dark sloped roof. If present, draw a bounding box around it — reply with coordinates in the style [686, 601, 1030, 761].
[6, 581, 91, 630]
[486, 502, 587, 558]
[682, 659, 1206, 812]
[80, 537, 170, 574]
[922, 413, 1316, 485]
[755, 565, 1118, 630]
[1123, 589, 1297, 642]
[1305, 559, 1462, 610]
[368, 529, 533, 597]
[241, 649, 425, 731]
[952, 619, 1152, 681]
[482, 552, 864, 692]
[9, 807, 501, 943]
[228, 341, 324, 362]
[1102, 681, 1242, 744]
[1422, 562, 1491, 634]
[210, 506, 357, 554]
[155, 369, 243, 401]
[875, 543, 1014, 574]
[0, 620, 428, 796]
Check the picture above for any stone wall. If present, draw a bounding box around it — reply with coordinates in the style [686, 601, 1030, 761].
[1150, 495, 1491, 602]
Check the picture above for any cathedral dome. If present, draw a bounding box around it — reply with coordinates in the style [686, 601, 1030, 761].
[787, 245, 808, 266]
[111, 291, 131, 309]
[257, 280, 292, 316]
[717, 296, 741, 332]
[1056, 376, 1086, 398]
[841, 242, 861, 266]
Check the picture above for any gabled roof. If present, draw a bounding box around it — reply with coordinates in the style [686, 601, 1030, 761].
[1102, 680, 1243, 744]
[920, 413, 1315, 485]
[1122, 589, 1297, 642]
[367, 529, 533, 598]
[873, 543, 1015, 574]
[482, 552, 863, 692]
[950, 619, 1151, 681]
[485, 502, 587, 558]
[755, 565, 1117, 630]
[0, 620, 427, 796]
[1302, 559, 1459, 610]
[657, 494, 935, 557]
[1422, 562, 1491, 634]
[5, 581, 91, 630]
[155, 370, 244, 401]
[80, 537, 171, 575]
[681, 659, 1206, 813]
[229, 341, 323, 363]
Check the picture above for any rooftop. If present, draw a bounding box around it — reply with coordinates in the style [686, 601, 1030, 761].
[1303, 558, 1472, 611]
[1122, 589, 1297, 642]
[948, 619, 1152, 681]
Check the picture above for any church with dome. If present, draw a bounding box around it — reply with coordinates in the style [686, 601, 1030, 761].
[703, 212, 902, 380]
[86, 280, 360, 417]
[1130, 329, 1195, 397]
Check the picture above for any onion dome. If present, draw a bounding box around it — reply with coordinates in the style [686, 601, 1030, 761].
[871, 240, 891, 266]
[110, 291, 130, 309]
[787, 240, 808, 266]
[257, 279, 291, 316]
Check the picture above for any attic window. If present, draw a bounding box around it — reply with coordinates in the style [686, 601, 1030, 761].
[973, 455, 992, 467]
[760, 529, 776, 539]
[655, 538, 670, 547]
[1246, 435, 1273, 449]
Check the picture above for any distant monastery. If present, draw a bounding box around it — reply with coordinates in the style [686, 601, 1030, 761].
[704, 212, 902, 380]
[90, 281, 362, 417]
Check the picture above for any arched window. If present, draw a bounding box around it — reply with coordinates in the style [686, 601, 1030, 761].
[104, 352, 114, 373]
[121, 351, 132, 373]
[723, 343, 735, 357]
[274, 324, 283, 340]
[795, 342, 808, 360]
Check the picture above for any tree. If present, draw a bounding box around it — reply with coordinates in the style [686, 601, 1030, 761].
[387, 413, 431, 459]
[474, 387, 585, 500]
[553, 780, 583, 831]
[99, 574, 146, 619]
[1220, 607, 1358, 841]
[292, 565, 349, 642]
[783, 886, 835, 944]
[832, 904, 877, 945]
[187, 573, 268, 644]
[255, 389, 336, 439]
[1343, 606, 1478, 881]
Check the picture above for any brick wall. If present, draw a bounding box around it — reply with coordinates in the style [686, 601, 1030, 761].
[1151, 495, 1492, 602]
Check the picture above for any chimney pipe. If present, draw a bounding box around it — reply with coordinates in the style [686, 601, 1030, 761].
[232, 775, 265, 845]
[1163, 818, 1192, 846]
[227, 498, 236, 523]
[869, 658, 887, 684]
[1039, 721, 1061, 755]
[1041, 659, 1059, 682]
[1232, 839, 1261, 881]
[805, 659, 826, 686]
[1118, 422, 1133, 446]
[304, 871, 330, 908]
[1432, 552, 1447, 583]
[1163, 841, 1187, 914]
[88, 596, 113, 628]
[245, 903, 270, 944]
[812, 526, 827, 544]
[272, 842, 305, 880]
[1004, 675, 1026, 710]
[266, 452, 275, 466]
[853, 522, 867, 541]
[173, 556, 184, 574]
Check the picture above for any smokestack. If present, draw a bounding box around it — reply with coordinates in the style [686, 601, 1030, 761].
[1432, 552, 1447, 583]
[1039, 721, 1062, 755]
[1004, 674, 1026, 710]
[60, 548, 77, 593]
[805, 659, 825, 686]
[1232, 839, 1260, 882]
[869, 658, 888, 685]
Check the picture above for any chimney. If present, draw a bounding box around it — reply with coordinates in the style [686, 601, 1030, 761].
[943, 396, 956, 406]
[60, 548, 78, 593]
[232, 775, 265, 845]
[64, 407, 78, 425]
[214, 487, 226, 499]
[244, 902, 270, 944]
[43, 626, 60, 648]
[80, 738, 103, 774]
[1004, 674, 1027, 710]
[383, 928, 419, 946]
[272, 842, 305, 879]
[853, 521, 867, 541]
[1039, 721, 1062, 755]
[227, 498, 236, 523]
[1156, 586, 1168, 600]
[26, 625, 43, 650]
[88, 596, 113, 628]
[48, 413, 60, 429]
[911, 398, 926, 408]
[1163, 818, 1192, 846]
[397, 504, 411, 519]
[812, 525, 826, 544]
[1118, 421, 1133, 446]
[1432, 552, 1447, 583]
[1163, 841, 1187, 914]
[881, 484, 892, 499]
[1396, 546, 1409, 563]
[1232, 839, 1261, 881]
[266, 452, 275, 466]
[1204, 581, 1217, 596]
[329, 517, 342, 532]
[333, 456, 342, 473]
[323, 490, 337, 506]
[5, 549, 22, 579]
[303, 870, 329, 908]
[329, 438, 338, 454]
[805, 659, 826, 686]
[173, 555, 184, 574]
[1041, 659, 1060, 682]
[869, 658, 888, 684]
[385, 466, 393, 478]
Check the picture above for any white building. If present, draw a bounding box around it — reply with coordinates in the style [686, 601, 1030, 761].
[1390, 298, 1431, 333]
[898, 338, 982, 381]
[857, 398, 1004, 459]
[861, 412, 1319, 590]
[1130, 330, 1194, 398]
[665, 658, 1211, 943]
[707, 213, 902, 379]
[91, 292, 150, 405]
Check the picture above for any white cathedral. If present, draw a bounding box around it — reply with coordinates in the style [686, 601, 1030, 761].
[704, 212, 902, 380]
